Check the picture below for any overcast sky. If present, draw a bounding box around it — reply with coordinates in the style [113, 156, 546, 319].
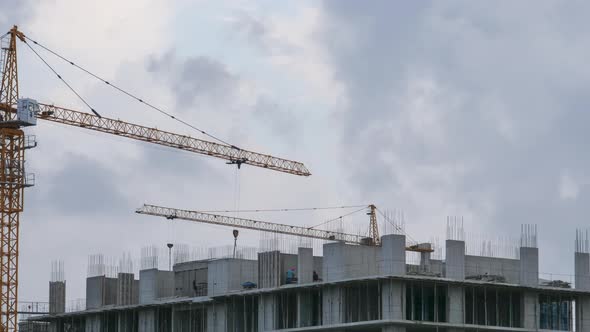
[3, 0, 590, 303]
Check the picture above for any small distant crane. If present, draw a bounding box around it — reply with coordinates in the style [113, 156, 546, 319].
[136, 204, 434, 253]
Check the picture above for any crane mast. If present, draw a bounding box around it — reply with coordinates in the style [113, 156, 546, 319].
[0, 26, 33, 332]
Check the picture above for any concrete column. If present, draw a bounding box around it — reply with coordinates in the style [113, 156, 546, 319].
[322, 285, 343, 325]
[380, 234, 406, 276]
[381, 279, 404, 320]
[576, 252, 590, 290]
[445, 240, 465, 280]
[297, 292, 313, 327]
[258, 294, 277, 331]
[447, 286, 464, 324]
[117, 311, 133, 332]
[257, 251, 281, 288]
[117, 273, 135, 305]
[206, 303, 227, 332]
[85, 314, 102, 332]
[577, 296, 590, 331]
[297, 247, 314, 284]
[519, 247, 539, 286]
[522, 291, 538, 330]
[49, 281, 66, 314]
[138, 309, 156, 332]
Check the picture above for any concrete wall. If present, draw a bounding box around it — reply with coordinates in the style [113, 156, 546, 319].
[104, 277, 118, 306]
[174, 260, 208, 297]
[139, 269, 175, 304]
[464, 255, 520, 283]
[85, 276, 104, 310]
[323, 242, 379, 282]
[207, 259, 257, 296]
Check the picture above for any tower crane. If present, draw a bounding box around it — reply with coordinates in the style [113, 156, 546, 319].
[135, 203, 434, 252]
[0, 26, 309, 332]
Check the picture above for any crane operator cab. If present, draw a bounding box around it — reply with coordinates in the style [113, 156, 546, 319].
[16, 98, 38, 126]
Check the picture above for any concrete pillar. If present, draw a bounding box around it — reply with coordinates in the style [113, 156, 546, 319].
[380, 234, 406, 276]
[445, 240, 465, 280]
[85, 314, 102, 332]
[49, 281, 66, 314]
[522, 291, 539, 330]
[297, 247, 313, 284]
[206, 303, 227, 332]
[257, 251, 281, 288]
[381, 279, 404, 320]
[297, 292, 313, 327]
[117, 311, 133, 332]
[138, 308, 157, 332]
[519, 247, 539, 286]
[322, 285, 343, 325]
[447, 286, 464, 324]
[576, 252, 590, 290]
[577, 296, 590, 331]
[117, 273, 135, 305]
[258, 294, 277, 331]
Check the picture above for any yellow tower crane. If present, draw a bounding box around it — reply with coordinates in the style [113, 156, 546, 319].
[136, 203, 434, 252]
[0, 26, 310, 332]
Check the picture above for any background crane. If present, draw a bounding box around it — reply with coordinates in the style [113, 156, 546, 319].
[0, 26, 309, 332]
[135, 203, 434, 252]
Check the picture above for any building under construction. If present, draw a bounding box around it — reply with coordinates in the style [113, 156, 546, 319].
[21, 222, 590, 332]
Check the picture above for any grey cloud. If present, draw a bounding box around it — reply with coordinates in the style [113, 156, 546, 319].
[226, 11, 299, 55]
[319, 1, 590, 272]
[27, 153, 130, 217]
[147, 51, 239, 109]
[253, 97, 300, 146]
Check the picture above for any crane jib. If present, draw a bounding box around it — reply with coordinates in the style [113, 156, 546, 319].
[31, 103, 311, 176]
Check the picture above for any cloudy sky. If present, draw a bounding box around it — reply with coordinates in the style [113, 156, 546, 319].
[3, 0, 590, 303]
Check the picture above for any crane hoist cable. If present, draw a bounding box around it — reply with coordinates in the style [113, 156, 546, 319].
[23, 35, 236, 147]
